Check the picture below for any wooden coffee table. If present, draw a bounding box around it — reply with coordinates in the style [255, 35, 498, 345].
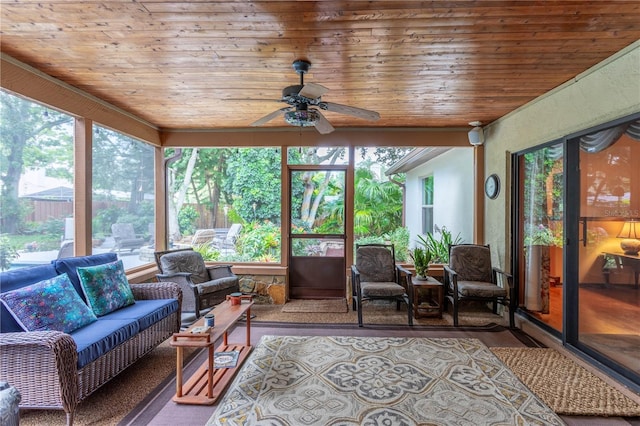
[169, 296, 253, 405]
[412, 276, 444, 318]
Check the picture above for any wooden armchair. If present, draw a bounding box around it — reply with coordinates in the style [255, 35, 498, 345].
[351, 244, 413, 327]
[443, 244, 515, 328]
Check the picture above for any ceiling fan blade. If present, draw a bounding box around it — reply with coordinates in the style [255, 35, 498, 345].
[322, 102, 380, 121]
[298, 82, 329, 99]
[313, 110, 335, 134]
[250, 107, 291, 127]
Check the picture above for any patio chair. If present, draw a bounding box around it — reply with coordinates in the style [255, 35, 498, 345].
[111, 223, 146, 252]
[211, 223, 242, 250]
[351, 244, 413, 327]
[443, 244, 515, 328]
[57, 240, 74, 259]
[191, 228, 217, 246]
[154, 248, 239, 325]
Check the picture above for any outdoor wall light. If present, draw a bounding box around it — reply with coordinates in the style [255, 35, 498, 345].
[616, 219, 640, 255]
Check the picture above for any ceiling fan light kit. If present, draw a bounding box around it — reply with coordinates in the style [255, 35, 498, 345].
[250, 59, 380, 134]
[284, 110, 318, 127]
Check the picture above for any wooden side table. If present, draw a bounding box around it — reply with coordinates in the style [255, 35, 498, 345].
[170, 297, 253, 405]
[412, 276, 443, 318]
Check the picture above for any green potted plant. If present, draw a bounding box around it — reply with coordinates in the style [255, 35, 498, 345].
[409, 246, 432, 280]
[416, 226, 462, 264]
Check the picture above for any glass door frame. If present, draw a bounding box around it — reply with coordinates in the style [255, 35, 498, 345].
[511, 111, 640, 393]
[288, 164, 348, 299]
[511, 138, 566, 339]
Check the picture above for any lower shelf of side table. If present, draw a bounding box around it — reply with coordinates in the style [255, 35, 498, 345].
[172, 343, 252, 405]
[415, 300, 441, 317]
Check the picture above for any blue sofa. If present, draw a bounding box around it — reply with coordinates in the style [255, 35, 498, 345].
[0, 253, 182, 426]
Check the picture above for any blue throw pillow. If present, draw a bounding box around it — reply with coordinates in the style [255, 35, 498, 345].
[0, 273, 97, 333]
[77, 259, 135, 316]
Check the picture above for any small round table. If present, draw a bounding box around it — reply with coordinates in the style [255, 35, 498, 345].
[411, 276, 444, 319]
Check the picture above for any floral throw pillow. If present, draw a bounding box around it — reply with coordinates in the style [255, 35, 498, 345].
[0, 273, 97, 333]
[77, 259, 135, 316]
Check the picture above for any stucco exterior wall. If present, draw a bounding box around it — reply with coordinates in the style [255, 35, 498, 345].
[405, 147, 474, 248]
[482, 41, 640, 270]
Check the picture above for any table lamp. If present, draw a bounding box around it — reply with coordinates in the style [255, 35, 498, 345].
[617, 219, 640, 255]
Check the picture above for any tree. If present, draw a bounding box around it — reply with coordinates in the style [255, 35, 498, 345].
[358, 147, 413, 167]
[319, 162, 404, 237]
[294, 148, 345, 229]
[224, 148, 281, 223]
[0, 91, 73, 233]
[166, 148, 199, 241]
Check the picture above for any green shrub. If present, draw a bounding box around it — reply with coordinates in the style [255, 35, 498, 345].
[384, 227, 409, 262]
[237, 221, 280, 261]
[193, 244, 220, 261]
[353, 227, 409, 262]
[178, 205, 199, 236]
[94, 206, 121, 234]
[0, 235, 18, 271]
[417, 226, 462, 263]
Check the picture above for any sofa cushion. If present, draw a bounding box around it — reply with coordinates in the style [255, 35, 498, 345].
[101, 299, 179, 331]
[77, 259, 135, 316]
[53, 253, 118, 302]
[70, 318, 139, 369]
[0, 264, 58, 333]
[0, 273, 97, 333]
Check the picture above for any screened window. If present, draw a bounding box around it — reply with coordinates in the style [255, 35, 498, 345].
[0, 90, 74, 270]
[92, 125, 155, 268]
[422, 175, 434, 234]
[165, 147, 281, 263]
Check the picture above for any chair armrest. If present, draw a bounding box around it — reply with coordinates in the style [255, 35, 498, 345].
[443, 265, 459, 295]
[206, 264, 237, 281]
[0, 331, 78, 412]
[396, 264, 413, 279]
[156, 272, 194, 285]
[156, 274, 199, 313]
[351, 265, 362, 291]
[396, 264, 414, 288]
[131, 282, 182, 301]
[350, 265, 361, 280]
[492, 267, 514, 290]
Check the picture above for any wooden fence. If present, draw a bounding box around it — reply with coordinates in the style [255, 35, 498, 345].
[23, 199, 226, 229]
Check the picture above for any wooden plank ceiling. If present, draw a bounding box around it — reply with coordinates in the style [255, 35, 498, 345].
[1, 1, 639, 132]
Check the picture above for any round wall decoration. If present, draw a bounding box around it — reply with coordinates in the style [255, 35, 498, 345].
[485, 174, 500, 199]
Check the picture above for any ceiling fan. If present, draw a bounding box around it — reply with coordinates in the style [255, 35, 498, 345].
[250, 60, 380, 134]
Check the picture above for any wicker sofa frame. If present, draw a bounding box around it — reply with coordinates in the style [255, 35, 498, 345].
[0, 282, 182, 426]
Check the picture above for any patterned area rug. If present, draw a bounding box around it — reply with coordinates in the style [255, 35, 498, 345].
[491, 347, 640, 416]
[281, 298, 348, 313]
[207, 335, 563, 425]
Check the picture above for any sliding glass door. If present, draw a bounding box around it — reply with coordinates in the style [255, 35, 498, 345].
[513, 113, 640, 386]
[575, 117, 640, 378]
